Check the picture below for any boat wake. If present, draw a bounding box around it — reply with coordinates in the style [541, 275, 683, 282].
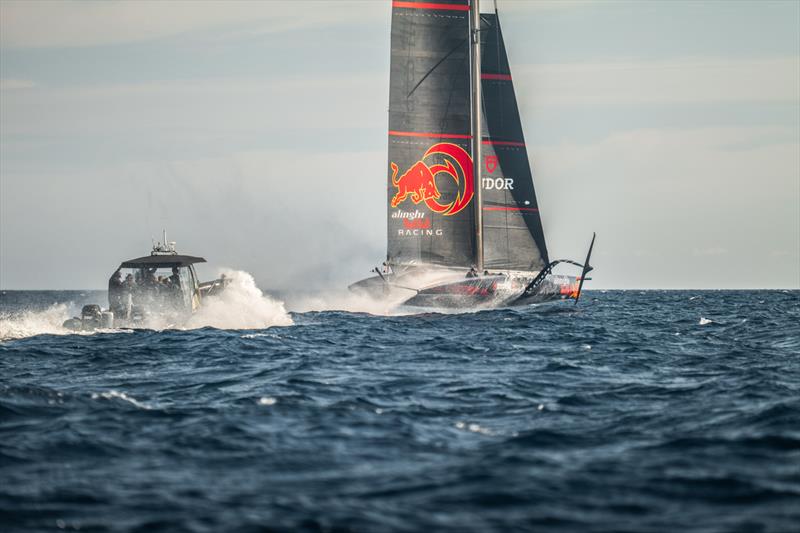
[286, 269, 465, 315]
[0, 304, 74, 341]
[286, 288, 413, 316]
[185, 270, 293, 329]
[287, 270, 510, 316]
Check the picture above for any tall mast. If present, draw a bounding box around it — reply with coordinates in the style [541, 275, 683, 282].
[471, 0, 483, 271]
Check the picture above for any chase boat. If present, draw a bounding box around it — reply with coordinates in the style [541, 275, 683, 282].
[63, 234, 229, 331]
[349, 0, 594, 309]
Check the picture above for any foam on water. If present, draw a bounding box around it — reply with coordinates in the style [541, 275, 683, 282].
[90, 390, 153, 410]
[184, 269, 292, 329]
[0, 303, 72, 341]
[287, 288, 412, 315]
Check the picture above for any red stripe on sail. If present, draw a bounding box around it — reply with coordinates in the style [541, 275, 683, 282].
[482, 139, 525, 147]
[392, 1, 470, 11]
[481, 73, 512, 80]
[389, 130, 472, 139]
[483, 206, 539, 212]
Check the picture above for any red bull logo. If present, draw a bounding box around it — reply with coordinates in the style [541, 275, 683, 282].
[390, 143, 474, 216]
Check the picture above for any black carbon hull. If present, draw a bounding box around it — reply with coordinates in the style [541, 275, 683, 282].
[348, 269, 579, 310]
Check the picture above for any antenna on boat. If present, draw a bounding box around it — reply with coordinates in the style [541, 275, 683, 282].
[151, 228, 178, 255]
[574, 233, 596, 305]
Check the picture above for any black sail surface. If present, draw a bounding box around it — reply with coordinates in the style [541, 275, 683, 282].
[387, 0, 475, 268]
[479, 13, 549, 271]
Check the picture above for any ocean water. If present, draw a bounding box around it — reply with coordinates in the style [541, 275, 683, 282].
[1, 289, 798, 532]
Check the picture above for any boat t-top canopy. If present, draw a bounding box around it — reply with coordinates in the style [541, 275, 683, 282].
[119, 255, 206, 269]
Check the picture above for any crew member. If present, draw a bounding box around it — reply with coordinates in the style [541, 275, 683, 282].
[168, 267, 181, 288]
[144, 269, 158, 288]
[166, 267, 183, 309]
[108, 270, 124, 315]
[120, 273, 136, 319]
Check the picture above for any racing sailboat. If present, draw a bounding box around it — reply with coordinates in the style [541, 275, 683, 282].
[350, 0, 594, 308]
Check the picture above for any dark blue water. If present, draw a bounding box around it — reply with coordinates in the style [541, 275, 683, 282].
[1, 290, 799, 532]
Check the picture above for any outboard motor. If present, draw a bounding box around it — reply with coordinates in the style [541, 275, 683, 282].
[100, 311, 114, 329]
[62, 305, 114, 331]
[80, 304, 103, 330]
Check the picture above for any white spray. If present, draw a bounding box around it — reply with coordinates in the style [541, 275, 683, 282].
[286, 288, 412, 316]
[0, 304, 73, 341]
[285, 268, 476, 315]
[185, 270, 292, 329]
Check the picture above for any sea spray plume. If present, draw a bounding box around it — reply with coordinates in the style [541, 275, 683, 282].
[0, 303, 72, 341]
[285, 287, 411, 316]
[286, 268, 484, 315]
[185, 270, 292, 329]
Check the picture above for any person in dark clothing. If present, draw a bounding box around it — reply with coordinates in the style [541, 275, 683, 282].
[121, 273, 135, 318]
[166, 267, 183, 310]
[108, 270, 124, 315]
[168, 267, 181, 289]
[144, 269, 159, 292]
[466, 266, 478, 278]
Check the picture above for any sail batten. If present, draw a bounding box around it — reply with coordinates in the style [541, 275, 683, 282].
[392, 1, 470, 11]
[389, 130, 472, 139]
[483, 139, 525, 146]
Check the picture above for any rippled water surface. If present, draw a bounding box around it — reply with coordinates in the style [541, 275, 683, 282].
[2, 290, 799, 532]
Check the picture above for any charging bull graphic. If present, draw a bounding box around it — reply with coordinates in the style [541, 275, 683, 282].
[390, 143, 474, 216]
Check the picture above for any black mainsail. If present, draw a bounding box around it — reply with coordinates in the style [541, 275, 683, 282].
[387, 0, 475, 268]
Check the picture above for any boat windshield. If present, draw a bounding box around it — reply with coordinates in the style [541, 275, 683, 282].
[110, 265, 194, 318]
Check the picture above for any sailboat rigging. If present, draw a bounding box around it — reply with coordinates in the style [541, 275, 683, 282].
[350, 0, 595, 308]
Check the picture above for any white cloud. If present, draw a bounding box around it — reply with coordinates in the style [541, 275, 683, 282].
[0, 73, 387, 137]
[692, 247, 729, 256]
[515, 57, 800, 106]
[493, 0, 596, 13]
[0, 0, 388, 48]
[0, 78, 37, 90]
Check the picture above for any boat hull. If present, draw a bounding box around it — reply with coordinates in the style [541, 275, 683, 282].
[349, 268, 579, 310]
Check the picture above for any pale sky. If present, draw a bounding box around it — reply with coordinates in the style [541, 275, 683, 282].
[1, 0, 798, 290]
